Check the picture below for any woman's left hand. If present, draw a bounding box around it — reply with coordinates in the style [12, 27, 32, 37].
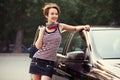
[83, 25, 90, 31]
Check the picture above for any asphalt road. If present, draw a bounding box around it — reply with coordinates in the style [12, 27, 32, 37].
[0, 53, 31, 80]
[0, 53, 69, 80]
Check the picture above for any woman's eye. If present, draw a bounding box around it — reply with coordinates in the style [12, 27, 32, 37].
[51, 13, 58, 15]
[51, 13, 54, 15]
[55, 13, 58, 15]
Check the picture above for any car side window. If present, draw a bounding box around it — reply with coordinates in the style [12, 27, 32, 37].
[57, 31, 70, 53]
[67, 32, 86, 52]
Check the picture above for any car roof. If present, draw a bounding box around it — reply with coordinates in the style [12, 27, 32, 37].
[90, 26, 120, 31]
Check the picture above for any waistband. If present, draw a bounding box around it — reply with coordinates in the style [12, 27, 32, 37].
[32, 57, 55, 65]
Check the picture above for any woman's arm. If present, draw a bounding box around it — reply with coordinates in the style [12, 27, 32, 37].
[59, 23, 90, 32]
[35, 27, 45, 49]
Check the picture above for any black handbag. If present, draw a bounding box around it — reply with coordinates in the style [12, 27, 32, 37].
[28, 26, 44, 58]
[28, 45, 39, 58]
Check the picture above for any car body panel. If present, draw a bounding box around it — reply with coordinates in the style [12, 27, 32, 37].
[55, 27, 120, 80]
[86, 27, 120, 79]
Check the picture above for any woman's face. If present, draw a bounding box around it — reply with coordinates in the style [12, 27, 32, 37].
[46, 8, 58, 24]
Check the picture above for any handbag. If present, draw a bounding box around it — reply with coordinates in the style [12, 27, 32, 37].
[28, 25, 44, 58]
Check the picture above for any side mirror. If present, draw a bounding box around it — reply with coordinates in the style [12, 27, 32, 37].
[66, 51, 84, 60]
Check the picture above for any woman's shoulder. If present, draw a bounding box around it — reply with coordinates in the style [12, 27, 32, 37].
[58, 23, 68, 33]
[58, 23, 64, 32]
[59, 23, 66, 26]
[59, 23, 68, 29]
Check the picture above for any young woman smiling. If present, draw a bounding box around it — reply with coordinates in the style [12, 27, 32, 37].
[29, 3, 90, 80]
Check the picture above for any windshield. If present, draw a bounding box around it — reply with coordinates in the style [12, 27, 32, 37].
[91, 29, 120, 59]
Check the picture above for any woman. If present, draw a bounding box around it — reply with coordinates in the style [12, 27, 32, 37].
[29, 3, 90, 80]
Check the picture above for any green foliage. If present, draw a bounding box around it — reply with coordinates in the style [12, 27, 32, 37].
[0, 0, 119, 52]
[82, 0, 113, 25]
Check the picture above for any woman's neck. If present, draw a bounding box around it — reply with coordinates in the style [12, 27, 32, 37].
[46, 22, 59, 30]
[47, 21, 52, 24]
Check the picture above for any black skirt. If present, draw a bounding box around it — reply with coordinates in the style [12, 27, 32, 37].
[29, 58, 55, 78]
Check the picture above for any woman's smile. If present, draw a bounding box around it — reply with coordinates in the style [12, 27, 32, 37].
[52, 17, 57, 21]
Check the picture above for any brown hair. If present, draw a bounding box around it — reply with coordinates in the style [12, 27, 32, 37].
[42, 3, 61, 16]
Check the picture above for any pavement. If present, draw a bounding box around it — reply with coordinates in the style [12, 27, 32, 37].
[0, 53, 31, 80]
[0, 53, 69, 80]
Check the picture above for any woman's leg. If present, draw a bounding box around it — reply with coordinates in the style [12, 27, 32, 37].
[31, 74, 41, 80]
[41, 75, 52, 80]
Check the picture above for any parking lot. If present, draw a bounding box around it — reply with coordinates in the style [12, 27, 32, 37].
[0, 53, 31, 80]
[0, 53, 69, 80]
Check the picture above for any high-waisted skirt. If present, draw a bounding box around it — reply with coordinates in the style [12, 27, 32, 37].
[29, 57, 55, 78]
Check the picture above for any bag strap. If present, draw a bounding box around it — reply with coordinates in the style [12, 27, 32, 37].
[32, 25, 44, 45]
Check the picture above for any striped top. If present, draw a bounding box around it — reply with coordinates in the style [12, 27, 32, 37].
[33, 26, 62, 62]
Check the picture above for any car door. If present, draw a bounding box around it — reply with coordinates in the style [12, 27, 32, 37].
[55, 30, 99, 80]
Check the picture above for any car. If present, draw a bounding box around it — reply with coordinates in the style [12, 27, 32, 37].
[53, 27, 120, 80]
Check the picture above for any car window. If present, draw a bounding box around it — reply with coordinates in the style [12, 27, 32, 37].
[57, 31, 70, 53]
[67, 32, 86, 52]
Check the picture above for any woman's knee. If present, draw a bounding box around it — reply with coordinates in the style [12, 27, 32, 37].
[31, 74, 41, 80]
[41, 75, 52, 80]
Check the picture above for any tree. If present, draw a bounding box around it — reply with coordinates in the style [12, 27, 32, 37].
[0, 0, 119, 53]
[112, 0, 120, 25]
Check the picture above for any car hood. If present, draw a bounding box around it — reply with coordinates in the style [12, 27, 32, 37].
[98, 59, 120, 79]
